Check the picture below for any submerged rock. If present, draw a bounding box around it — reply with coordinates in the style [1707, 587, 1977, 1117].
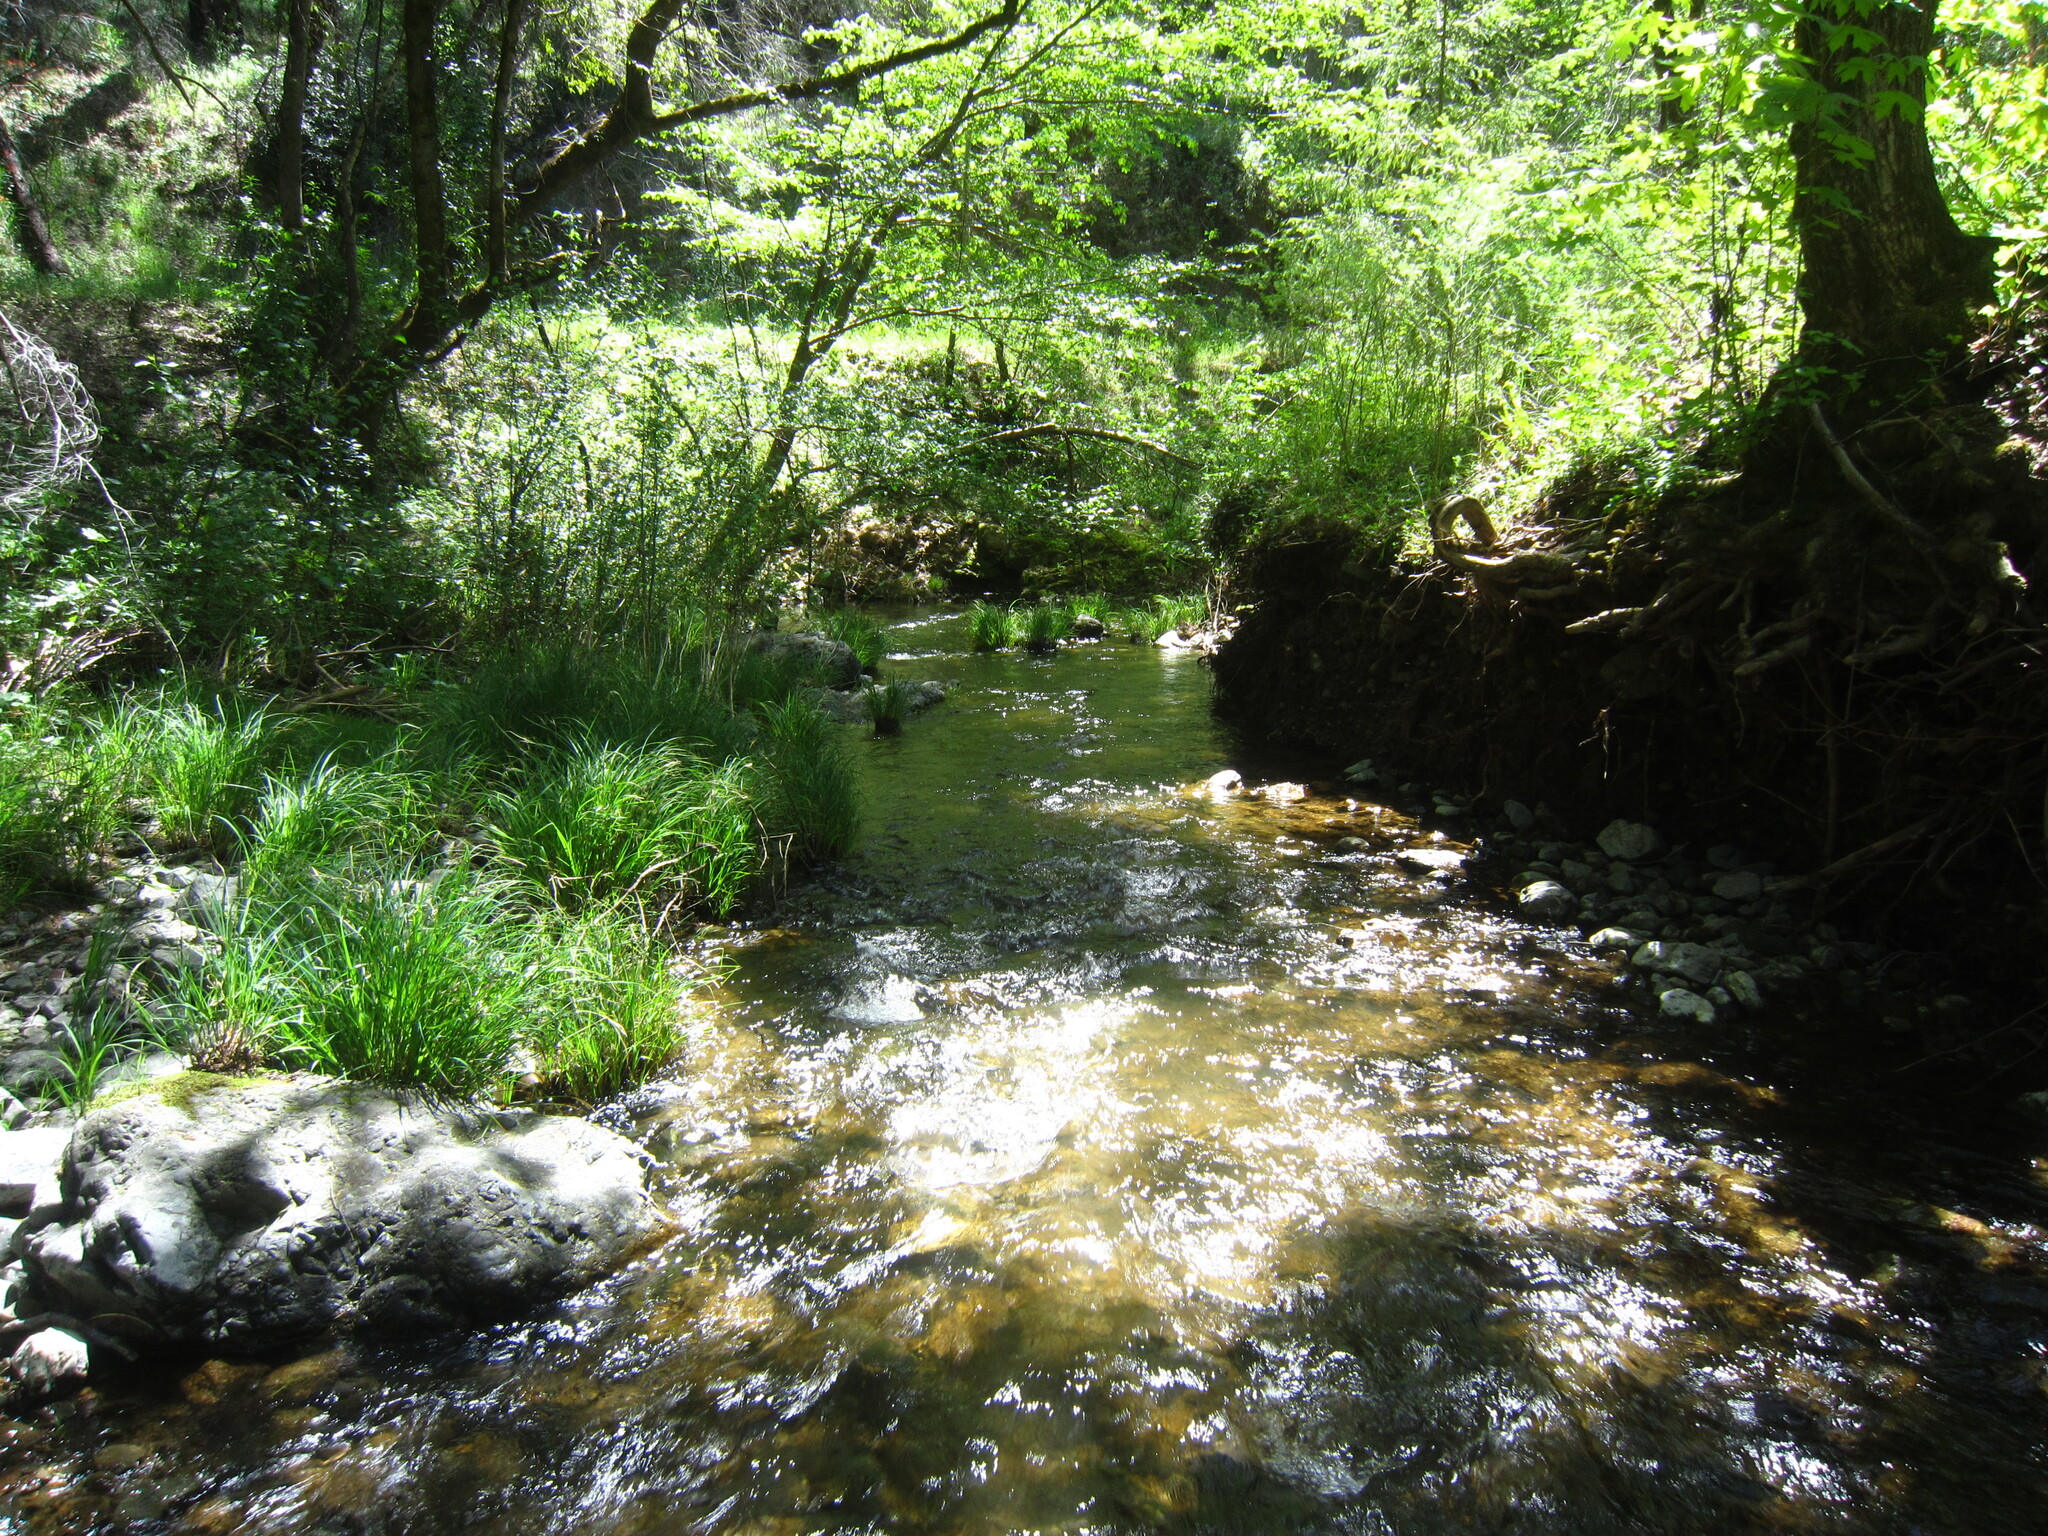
[20, 1076, 673, 1351]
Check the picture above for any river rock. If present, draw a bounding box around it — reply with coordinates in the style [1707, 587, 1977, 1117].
[1517, 881, 1577, 921]
[1595, 820, 1662, 862]
[1396, 849, 1467, 877]
[20, 1076, 674, 1350]
[1586, 927, 1643, 952]
[0, 1126, 69, 1213]
[1630, 940, 1724, 987]
[1071, 614, 1105, 640]
[1658, 988, 1717, 1024]
[742, 631, 861, 691]
[1204, 769, 1243, 793]
[1501, 799, 1535, 832]
[3, 1326, 90, 1401]
[1711, 870, 1765, 901]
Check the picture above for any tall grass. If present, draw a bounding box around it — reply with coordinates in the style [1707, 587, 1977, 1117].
[967, 601, 1019, 652]
[752, 696, 859, 863]
[140, 698, 277, 849]
[527, 912, 689, 1102]
[804, 610, 885, 673]
[486, 738, 758, 918]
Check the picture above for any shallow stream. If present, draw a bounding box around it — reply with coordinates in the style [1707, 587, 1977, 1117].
[5, 609, 2047, 1533]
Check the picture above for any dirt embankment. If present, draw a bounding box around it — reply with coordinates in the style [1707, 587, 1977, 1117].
[1212, 389, 2048, 1032]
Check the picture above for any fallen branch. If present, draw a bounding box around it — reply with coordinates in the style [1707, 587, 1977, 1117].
[1732, 632, 1813, 678]
[974, 422, 1193, 465]
[1766, 814, 1941, 893]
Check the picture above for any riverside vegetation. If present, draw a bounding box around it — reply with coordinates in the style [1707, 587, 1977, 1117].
[0, 0, 2044, 1436]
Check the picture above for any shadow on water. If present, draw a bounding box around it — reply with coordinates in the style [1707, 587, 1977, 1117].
[3, 607, 2045, 1534]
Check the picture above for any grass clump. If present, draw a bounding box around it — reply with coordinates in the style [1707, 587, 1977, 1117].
[804, 610, 885, 673]
[527, 912, 690, 1102]
[967, 601, 1019, 652]
[752, 695, 860, 862]
[143, 698, 277, 850]
[486, 738, 757, 919]
[1021, 603, 1071, 654]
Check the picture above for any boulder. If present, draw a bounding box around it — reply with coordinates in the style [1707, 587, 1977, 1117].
[1657, 988, 1717, 1024]
[1595, 820, 1662, 862]
[1501, 799, 1535, 832]
[3, 1326, 90, 1402]
[741, 631, 861, 691]
[1711, 870, 1764, 901]
[1396, 849, 1467, 877]
[1586, 927, 1643, 952]
[1629, 940, 1725, 987]
[0, 1126, 69, 1214]
[21, 1075, 673, 1350]
[1517, 881, 1577, 921]
[1071, 613, 1105, 640]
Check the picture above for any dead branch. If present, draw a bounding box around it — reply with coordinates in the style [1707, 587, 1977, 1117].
[1766, 814, 1941, 893]
[973, 422, 1192, 465]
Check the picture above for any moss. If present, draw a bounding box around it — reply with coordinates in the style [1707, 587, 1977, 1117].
[91, 1070, 268, 1115]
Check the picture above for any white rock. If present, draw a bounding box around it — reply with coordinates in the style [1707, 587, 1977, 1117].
[22, 1076, 675, 1349]
[1204, 769, 1243, 793]
[1658, 988, 1717, 1024]
[1711, 871, 1764, 901]
[1517, 881, 1577, 921]
[0, 1126, 69, 1214]
[2, 1326, 90, 1401]
[1334, 836, 1370, 852]
[1586, 928, 1643, 951]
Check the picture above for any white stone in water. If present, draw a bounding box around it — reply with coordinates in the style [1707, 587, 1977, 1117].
[3, 1326, 90, 1401]
[1586, 928, 1642, 951]
[1595, 820, 1663, 862]
[1396, 848, 1467, 876]
[1517, 881, 1577, 921]
[1711, 870, 1764, 901]
[1204, 769, 1243, 794]
[1658, 988, 1717, 1024]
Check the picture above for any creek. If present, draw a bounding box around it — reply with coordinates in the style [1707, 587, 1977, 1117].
[3, 608, 2045, 1533]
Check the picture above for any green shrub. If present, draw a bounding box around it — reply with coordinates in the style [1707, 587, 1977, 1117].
[239, 753, 417, 886]
[265, 868, 524, 1095]
[1021, 603, 1070, 653]
[486, 738, 758, 918]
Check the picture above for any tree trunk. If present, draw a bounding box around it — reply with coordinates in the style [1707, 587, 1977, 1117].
[1787, 0, 1998, 410]
[0, 116, 67, 277]
[486, 0, 526, 283]
[278, 0, 314, 231]
[401, 0, 452, 343]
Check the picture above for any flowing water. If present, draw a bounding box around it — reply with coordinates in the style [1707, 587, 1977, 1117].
[5, 610, 2048, 1534]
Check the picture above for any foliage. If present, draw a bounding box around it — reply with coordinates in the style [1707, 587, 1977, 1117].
[526, 911, 691, 1103]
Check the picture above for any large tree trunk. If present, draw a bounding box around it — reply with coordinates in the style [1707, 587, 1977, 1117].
[401, 0, 452, 342]
[1787, 0, 1998, 412]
